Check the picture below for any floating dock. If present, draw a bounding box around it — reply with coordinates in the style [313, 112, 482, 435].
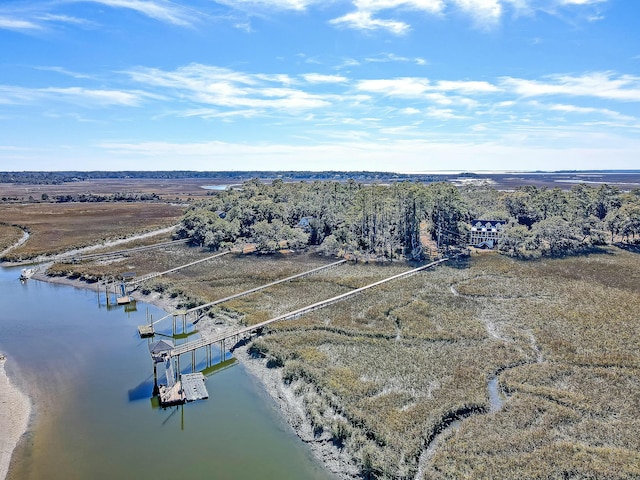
[159, 373, 208, 406]
[182, 373, 208, 402]
[116, 295, 132, 305]
[138, 324, 154, 337]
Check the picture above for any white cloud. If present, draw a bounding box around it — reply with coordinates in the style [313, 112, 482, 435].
[357, 78, 430, 96]
[502, 72, 640, 101]
[433, 79, 500, 93]
[36, 66, 94, 79]
[0, 16, 43, 31]
[546, 103, 636, 122]
[36, 13, 91, 25]
[74, 0, 196, 26]
[330, 0, 444, 34]
[558, 0, 606, 5]
[126, 64, 333, 112]
[0, 0, 200, 32]
[356, 77, 499, 101]
[302, 73, 348, 84]
[364, 53, 428, 65]
[213, 0, 319, 11]
[330, 10, 410, 34]
[452, 0, 502, 25]
[425, 106, 470, 119]
[44, 87, 151, 106]
[0, 85, 154, 106]
[326, 0, 610, 33]
[353, 0, 444, 13]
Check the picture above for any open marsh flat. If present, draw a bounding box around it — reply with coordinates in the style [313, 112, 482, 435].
[0, 266, 333, 480]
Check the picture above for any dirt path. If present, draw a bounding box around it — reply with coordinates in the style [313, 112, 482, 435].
[0, 229, 29, 259]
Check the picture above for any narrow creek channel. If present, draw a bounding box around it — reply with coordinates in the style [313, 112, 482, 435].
[0, 265, 334, 480]
[414, 281, 528, 479]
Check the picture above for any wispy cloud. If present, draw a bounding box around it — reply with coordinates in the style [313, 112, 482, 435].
[0, 0, 612, 34]
[544, 102, 636, 122]
[126, 64, 333, 113]
[213, 0, 320, 12]
[35, 66, 95, 79]
[330, 10, 410, 34]
[0, 85, 156, 106]
[356, 77, 499, 97]
[501, 72, 640, 101]
[364, 53, 427, 65]
[425, 106, 470, 119]
[327, 0, 609, 34]
[69, 0, 197, 27]
[330, 0, 444, 34]
[452, 0, 502, 27]
[0, 0, 200, 32]
[5, 62, 638, 149]
[302, 73, 348, 84]
[0, 15, 43, 31]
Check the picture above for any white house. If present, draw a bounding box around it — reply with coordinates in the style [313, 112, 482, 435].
[469, 220, 506, 249]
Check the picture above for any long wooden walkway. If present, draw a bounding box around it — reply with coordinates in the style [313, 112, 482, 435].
[68, 238, 190, 263]
[143, 259, 347, 329]
[169, 258, 448, 359]
[131, 250, 229, 285]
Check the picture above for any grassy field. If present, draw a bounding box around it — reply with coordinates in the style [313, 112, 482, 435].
[0, 202, 186, 261]
[0, 224, 25, 253]
[43, 241, 640, 479]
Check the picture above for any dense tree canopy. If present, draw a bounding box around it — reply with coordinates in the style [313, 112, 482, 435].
[176, 179, 640, 259]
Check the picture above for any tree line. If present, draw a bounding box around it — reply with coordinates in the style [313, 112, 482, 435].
[0, 192, 161, 203]
[176, 179, 640, 259]
[0, 170, 442, 185]
[176, 179, 464, 259]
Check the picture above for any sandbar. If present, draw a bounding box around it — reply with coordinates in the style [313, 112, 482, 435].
[0, 355, 31, 480]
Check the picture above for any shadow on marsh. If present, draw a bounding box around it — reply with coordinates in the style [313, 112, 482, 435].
[615, 242, 640, 255]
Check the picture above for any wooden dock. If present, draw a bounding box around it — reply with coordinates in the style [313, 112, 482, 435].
[138, 324, 154, 337]
[159, 382, 184, 406]
[182, 373, 208, 402]
[169, 258, 448, 360]
[158, 372, 209, 406]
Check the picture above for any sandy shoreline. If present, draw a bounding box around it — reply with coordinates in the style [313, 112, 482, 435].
[27, 271, 357, 479]
[0, 355, 31, 480]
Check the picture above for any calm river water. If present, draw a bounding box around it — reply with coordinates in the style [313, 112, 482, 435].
[0, 266, 332, 480]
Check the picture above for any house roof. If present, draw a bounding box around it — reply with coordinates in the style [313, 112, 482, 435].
[471, 219, 506, 226]
[149, 340, 173, 355]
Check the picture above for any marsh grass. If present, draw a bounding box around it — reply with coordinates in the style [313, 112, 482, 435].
[420, 248, 640, 479]
[0, 224, 24, 252]
[0, 203, 185, 260]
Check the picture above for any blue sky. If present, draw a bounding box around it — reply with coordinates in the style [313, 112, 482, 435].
[1, 0, 639, 172]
